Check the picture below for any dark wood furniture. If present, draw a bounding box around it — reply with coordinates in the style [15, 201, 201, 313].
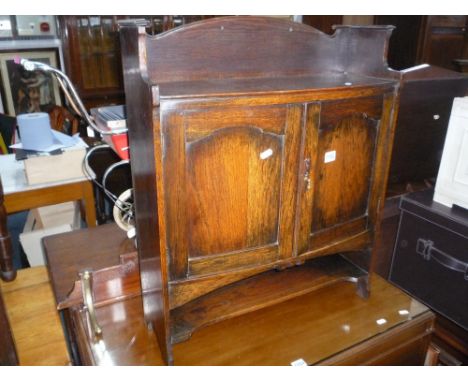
[0, 287, 18, 365]
[0, 178, 15, 282]
[453, 59, 468, 74]
[43, 223, 435, 365]
[46, 105, 80, 136]
[70, 274, 434, 366]
[373, 193, 403, 279]
[302, 16, 375, 36]
[43, 223, 137, 365]
[375, 16, 468, 71]
[44, 223, 135, 306]
[417, 16, 468, 71]
[302, 15, 343, 35]
[432, 314, 468, 365]
[0, 178, 17, 364]
[118, 17, 402, 364]
[58, 16, 129, 109]
[374, 16, 425, 71]
[374, 63, 468, 280]
[389, 189, 468, 365]
[58, 16, 214, 109]
[387, 66, 468, 187]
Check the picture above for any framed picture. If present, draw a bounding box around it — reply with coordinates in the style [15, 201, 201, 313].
[0, 50, 61, 116]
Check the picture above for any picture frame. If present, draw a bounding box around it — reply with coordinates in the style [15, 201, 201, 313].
[0, 49, 62, 116]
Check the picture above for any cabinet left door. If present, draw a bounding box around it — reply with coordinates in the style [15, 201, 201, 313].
[160, 103, 303, 280]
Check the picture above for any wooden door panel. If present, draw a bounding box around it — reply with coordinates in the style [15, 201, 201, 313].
[184, 106, 287, 140]
[296, 96, 383, 256]
[163, 104, 302, 280]
[186, 127, 283, 257]
[312, 112, 378, 232]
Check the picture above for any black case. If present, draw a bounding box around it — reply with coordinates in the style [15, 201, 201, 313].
[390, 189, 468, 331]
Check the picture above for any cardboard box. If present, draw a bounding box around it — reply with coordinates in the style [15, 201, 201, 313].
[34, 202, 81, 230]
[20, 224, 73, 266]
[21, 202, 81, 266]
[24, 147, 87, 185]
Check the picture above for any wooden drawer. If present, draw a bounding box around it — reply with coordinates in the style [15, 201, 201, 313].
[432, 314, 468, 365]
[390, 190, 468, 330]
[318, 312, 434, 365]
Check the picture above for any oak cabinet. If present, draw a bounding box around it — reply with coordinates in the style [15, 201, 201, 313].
[119, 17, 400, 364]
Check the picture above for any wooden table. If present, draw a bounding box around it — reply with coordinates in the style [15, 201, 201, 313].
[66, 275, 434, 366]
[0, 154, 96, 227]
[43, 223, 436, 366]
[0, 154, 96, 281]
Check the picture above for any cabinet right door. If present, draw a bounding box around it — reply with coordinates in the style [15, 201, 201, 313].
[296, 93, 395, 256]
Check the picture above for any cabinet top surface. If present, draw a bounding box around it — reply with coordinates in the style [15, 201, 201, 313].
[157, 72, 397, 100]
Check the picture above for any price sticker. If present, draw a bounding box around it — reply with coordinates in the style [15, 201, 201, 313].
[324, 150, 336, 163]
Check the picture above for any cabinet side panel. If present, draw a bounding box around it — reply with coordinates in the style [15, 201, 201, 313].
[120, 25, 172, 363]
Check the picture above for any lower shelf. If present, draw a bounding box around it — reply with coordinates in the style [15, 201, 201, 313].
[170, 254, 367, 343]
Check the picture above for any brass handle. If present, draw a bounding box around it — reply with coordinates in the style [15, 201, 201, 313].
[303, 158, 311, 190]
[81, 270, 103, 338]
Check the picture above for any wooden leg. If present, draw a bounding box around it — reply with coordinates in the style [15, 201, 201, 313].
[0, 238, 15, 282]
[0, 291, 18, 365]
[356, 275, 370, 299]
[81, 181, 97, 228]
[425, 344, 440, 366]
[0, 180, 16, 282]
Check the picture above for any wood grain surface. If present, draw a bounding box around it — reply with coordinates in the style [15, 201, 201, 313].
[0, 267, 69, 365]
[70, 273, 433, 365]
[119, 17, 400, 364]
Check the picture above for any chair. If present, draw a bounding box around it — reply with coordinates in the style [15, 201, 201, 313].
[46, 105, 80, 136]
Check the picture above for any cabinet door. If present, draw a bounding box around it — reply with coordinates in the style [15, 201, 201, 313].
[296, 95, 392, 255]
[161, 104, 302, 280]
[418, 16, 468, 71]
[59, 16, 126, 109]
